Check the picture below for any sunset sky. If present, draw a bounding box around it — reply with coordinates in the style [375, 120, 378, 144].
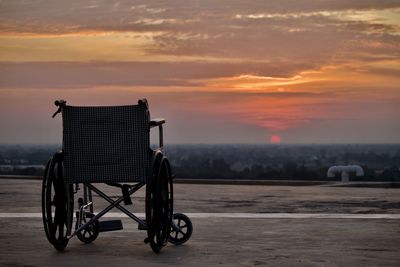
[0, 0, 399, 144]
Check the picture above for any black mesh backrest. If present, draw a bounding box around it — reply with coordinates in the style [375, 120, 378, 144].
[62, 104, 150, 184]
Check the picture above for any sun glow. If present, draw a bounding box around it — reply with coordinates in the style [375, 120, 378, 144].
[270, 135, 281, 144]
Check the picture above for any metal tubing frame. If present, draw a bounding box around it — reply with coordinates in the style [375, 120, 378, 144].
[83, 184, 88, 205]
[171, 223, 181, 232]
[158, 124, 163, 149]
[68, 182, 146, 239]
[88, 187, 93, 213]
[82, 184, 94, 213]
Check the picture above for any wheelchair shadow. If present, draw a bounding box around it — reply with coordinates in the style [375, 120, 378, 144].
[61, 231, 195, 258]
[44, 237, 196, 267]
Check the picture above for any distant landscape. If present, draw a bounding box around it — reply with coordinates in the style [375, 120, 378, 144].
[1, 144, 399, 182]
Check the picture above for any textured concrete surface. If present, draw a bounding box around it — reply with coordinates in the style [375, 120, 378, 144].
[0, 179, 399, 266]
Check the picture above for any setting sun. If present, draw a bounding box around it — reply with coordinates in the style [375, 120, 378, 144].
[270, 135, 282, 144]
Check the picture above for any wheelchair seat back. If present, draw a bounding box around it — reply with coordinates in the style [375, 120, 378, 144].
[62, 104, 150, 184]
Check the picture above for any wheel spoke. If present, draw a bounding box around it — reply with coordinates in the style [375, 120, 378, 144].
[50, 222, 57, 238]
[156, 231, 161, 244]
[58, 220, 64, 239]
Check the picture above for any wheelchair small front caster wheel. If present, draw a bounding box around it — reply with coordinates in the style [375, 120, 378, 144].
[76, 212, 99, 244]
[169, 213, 192, 245]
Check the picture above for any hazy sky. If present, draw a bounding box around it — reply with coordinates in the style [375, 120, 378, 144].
[0, 0, 399, 144]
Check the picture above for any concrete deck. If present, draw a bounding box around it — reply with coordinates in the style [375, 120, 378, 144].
[0, 179, 399, 266]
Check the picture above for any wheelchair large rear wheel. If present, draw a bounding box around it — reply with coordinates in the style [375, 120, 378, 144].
[42, 152, 73, 251]
[146, 157, 173, 253]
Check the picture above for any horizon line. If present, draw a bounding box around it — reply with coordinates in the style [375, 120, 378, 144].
[1, 142, 399, 146]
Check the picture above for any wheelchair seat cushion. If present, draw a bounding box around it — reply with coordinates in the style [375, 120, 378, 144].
[62, 104, 150, 184]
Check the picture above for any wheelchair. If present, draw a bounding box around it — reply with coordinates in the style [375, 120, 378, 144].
[41, 99, 193, 253]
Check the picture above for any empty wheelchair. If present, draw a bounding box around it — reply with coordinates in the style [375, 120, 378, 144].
[41, 99, 192, 253]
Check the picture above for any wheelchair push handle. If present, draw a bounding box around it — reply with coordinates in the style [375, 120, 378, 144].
[52, 99, 67, 118]
[138, 98, 149, 109]
[55, 99, 66, 107]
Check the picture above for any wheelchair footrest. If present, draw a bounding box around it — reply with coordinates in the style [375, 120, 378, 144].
[99, 220, 123, 232]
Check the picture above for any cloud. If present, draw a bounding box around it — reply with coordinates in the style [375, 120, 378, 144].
[0, 61, 315, 89]
[1, 1, 399, 73]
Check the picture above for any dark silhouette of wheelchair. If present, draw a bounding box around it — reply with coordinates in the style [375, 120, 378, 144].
[42, 99, 192, 253]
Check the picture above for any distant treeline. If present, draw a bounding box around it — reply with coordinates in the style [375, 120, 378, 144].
[166, 144, 400, 181]
[1, 144, 400, 181]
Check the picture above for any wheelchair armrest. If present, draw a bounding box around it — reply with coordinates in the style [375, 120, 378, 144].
[150, 118, 165, 148]
[150, 118, 165, 128]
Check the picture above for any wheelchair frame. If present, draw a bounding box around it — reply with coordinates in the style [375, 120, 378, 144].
[42, 99, 192, 253]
